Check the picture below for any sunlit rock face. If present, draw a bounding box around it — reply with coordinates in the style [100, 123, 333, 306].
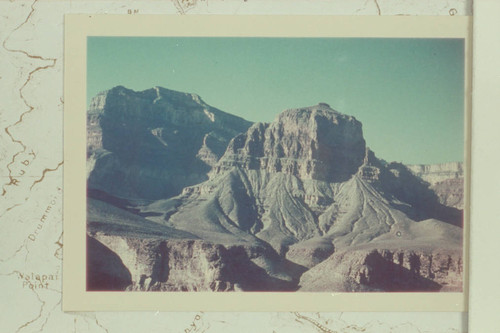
[87, 88, 463, 292]
[214, 104, 366, 183]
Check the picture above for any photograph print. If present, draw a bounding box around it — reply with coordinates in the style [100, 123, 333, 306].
[85, 36, 466, 293]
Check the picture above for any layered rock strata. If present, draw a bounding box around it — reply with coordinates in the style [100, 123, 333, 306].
[87, 87, 463, 292]
[407, 162, 464, 209]
[87, 86, 251, 200]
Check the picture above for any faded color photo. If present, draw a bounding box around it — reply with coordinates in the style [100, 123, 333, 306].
[86, 37, 465, 292]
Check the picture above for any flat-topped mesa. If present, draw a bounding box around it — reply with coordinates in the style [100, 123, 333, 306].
[213, 104, 366, 183]
[406, 162, 464, 186]
[88, 85, 250, 132]
[89, 85, 204, 113]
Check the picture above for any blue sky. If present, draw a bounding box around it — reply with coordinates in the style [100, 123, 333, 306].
[87, 37, 465, 164]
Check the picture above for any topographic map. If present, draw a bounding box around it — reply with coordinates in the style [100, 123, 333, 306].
[0, 0, 471, 332]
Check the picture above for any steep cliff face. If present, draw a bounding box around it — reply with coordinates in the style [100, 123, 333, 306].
[159, 105, 368, 254]
[406, 162, 463, 185]
[299, 243, 463, 292]
[87, 235, 304, 292]
[150, 104, 462, 269]
[87, 91, 463, 292]
[214, 104, 366, 183]
[87, 196, 304, 292]
[406, 162, 464, 209]
[87, 86, 252, 200]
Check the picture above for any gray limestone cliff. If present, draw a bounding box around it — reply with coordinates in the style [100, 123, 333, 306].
[213, 104, 366, 183]
[87, 86, 252, 200]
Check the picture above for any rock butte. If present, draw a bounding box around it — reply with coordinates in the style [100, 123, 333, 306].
[87, 86, 464, 292]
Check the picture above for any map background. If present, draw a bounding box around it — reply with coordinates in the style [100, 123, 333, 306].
[0, 0, 497, 332]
